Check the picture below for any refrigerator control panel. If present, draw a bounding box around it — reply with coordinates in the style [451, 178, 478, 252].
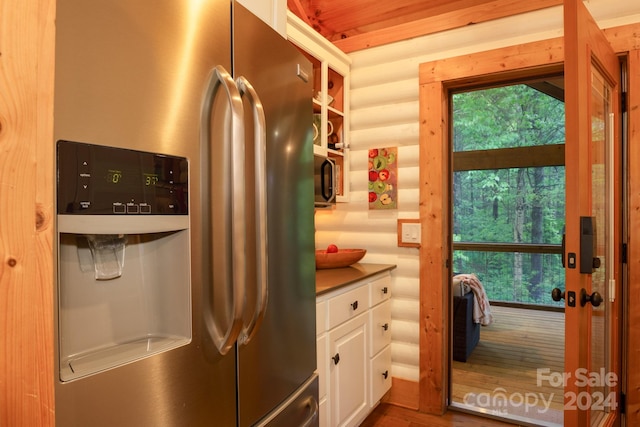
[57, 140, 188, 215]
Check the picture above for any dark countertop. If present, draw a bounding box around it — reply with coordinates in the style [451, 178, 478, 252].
[316, 263, 397, 296]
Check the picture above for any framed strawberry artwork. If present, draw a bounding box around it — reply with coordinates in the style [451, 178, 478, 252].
[368, 147, 397, 210]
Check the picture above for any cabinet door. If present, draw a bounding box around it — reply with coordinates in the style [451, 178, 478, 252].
[287, 12, 350, 201]
[370, 346, 392, 406]
[369, 300, 391, 356]
[236, 0, 287, 36]
[329, 313, 368, 427]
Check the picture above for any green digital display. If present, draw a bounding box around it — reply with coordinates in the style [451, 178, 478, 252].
[104, 169, 158, 186]
[143, 173, 159, 186]
[107, 169, 123, 184]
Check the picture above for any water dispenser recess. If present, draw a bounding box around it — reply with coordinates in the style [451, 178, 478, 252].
[56, 141, 191, 381]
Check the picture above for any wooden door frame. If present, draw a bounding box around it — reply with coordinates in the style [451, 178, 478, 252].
[418, 38, 565, 415]
[417, 23, 640, 418]
[0, 0, 56, 425]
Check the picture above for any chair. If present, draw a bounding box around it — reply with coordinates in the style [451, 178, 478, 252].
[452, 291, 480, 362]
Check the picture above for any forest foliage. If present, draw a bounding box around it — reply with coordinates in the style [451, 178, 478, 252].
[452, 84, 566, 306]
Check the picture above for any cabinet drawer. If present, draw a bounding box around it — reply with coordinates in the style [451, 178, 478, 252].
[369, 300, 391, 356]
[317, 300, 327, 335]
[369, 346, 392, 406]
[328, 285, 369, 330]
[369, 274, 391, 307]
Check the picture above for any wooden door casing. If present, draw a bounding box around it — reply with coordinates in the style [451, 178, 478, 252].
[0, 1, 56, 425]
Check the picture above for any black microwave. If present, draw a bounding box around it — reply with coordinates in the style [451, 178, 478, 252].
[313, 155, 336, 207]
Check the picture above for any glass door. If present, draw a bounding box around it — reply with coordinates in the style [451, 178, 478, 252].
[563, 0, 622, 425]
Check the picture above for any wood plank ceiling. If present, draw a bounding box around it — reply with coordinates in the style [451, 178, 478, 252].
[287, 0, 563, 53]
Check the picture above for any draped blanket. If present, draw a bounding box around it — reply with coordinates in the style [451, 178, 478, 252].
[452, 273, 494, 326]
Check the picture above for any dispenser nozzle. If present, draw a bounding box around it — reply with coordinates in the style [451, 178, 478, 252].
[85, 234, 127, 280]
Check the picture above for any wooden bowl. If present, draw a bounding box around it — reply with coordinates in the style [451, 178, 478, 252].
[315, 249, 366, 269]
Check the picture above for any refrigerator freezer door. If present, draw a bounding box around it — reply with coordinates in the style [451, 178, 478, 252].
[233, 4, 318, 427]
[54, 0, 237, 425]
[257, 374, 319, 427]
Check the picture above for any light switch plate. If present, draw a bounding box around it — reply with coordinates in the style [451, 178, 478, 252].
[397, 219, 421, 248]
[401, 223, 420, 243]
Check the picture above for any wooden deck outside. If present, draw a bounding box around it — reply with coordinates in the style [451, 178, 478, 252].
[451, 305, 565, 426]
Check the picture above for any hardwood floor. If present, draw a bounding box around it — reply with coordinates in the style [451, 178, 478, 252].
[451, 306, 565, 426]
[360, 403, 518, 426]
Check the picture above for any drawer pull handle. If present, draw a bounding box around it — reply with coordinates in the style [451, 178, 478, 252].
[382, 323, 389, 331]
[382, 287, 388, 294]
[382, 370, 389, 379]
[332, 353, 340, 365]
[351, 301, 358, 310]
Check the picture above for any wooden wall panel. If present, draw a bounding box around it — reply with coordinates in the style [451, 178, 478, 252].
[0, 0, 56, 425]
[332, 0, 562, 53]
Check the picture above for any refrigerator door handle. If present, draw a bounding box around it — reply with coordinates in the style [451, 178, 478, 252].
[300, 396, 319, 427]
[236, 76, 268, 345]
[201, 65, 246, 355]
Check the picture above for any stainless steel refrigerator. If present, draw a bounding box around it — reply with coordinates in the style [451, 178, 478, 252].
[53, 1, 318, 426]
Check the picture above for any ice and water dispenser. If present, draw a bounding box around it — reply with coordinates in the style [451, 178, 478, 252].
[56, 140, 191, 381]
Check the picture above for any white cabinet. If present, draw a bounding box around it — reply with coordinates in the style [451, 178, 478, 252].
[328, 285, 369, 329]
[367, 275, 392, 405]
[329, 313, 368, 426]
[370, 300, 391, 356]
[316, 332, 329, 427]
[370, 346, 392, 405]
[316, 271, 392, 427]
[287, 11, 351, 202]
[237, 0, 287, 37]
[316, 300, 328, 427]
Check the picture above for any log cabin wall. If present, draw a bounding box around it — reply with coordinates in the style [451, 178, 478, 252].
[313, 0, 640, 410]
